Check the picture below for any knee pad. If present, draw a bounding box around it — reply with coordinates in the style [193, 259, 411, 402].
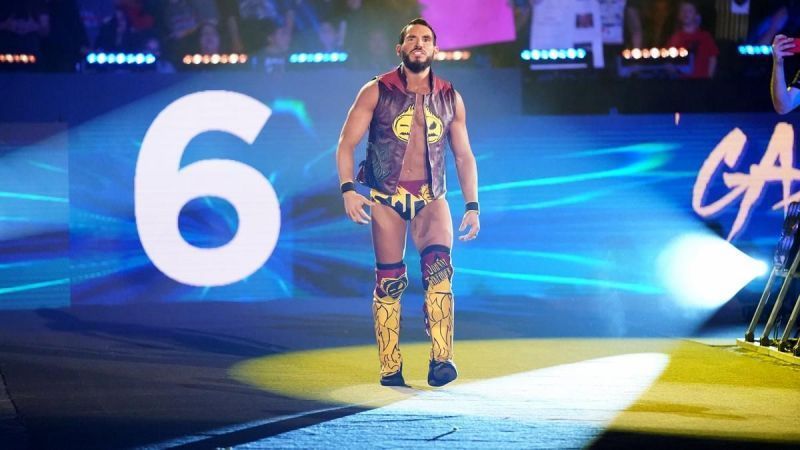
[374, 261, 408, 302]
[420, 245, 453, 291]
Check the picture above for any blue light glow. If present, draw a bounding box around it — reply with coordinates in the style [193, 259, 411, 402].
[288, 52, 349, 64]
[657, 233, 768, 308]
[522, 48, 587, 61]
[738, 45, 772, 56]
[86, 52, 155, 65]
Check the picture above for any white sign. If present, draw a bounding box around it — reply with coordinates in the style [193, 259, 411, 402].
[135, 91, 280, 287]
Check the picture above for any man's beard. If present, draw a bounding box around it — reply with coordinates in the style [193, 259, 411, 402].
[401, 49, 432, 73]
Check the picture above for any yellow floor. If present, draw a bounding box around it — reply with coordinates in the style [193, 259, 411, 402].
[607, 340, 800, 444]
[231, 339, 800, 444]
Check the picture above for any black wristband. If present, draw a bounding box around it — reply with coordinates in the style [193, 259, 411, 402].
[465, 201, 479, 213]
[340, 181, 355, 193]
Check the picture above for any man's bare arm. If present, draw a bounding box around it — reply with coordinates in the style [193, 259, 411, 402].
[449, 90, 480, 241]
[771, 34, 800, 114]
[336, 81, 378, 223]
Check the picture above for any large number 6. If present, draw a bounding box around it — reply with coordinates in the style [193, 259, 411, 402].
[135, 91, 279, 287]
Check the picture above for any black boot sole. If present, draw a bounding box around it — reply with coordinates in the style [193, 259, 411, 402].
[428, 361, 457, 387]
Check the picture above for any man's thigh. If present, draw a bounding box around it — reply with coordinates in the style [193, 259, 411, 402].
[410, 199, 453, 252]
[371, 203, 408, 263]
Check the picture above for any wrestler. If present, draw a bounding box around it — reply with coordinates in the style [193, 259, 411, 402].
[335, 18, 480, 387]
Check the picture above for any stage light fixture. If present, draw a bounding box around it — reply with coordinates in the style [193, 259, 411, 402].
[744, 201, 800, 354]
[287, 52, 348, 64]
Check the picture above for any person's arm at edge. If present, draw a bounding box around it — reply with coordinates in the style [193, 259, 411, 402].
[771, 34, 800, 114]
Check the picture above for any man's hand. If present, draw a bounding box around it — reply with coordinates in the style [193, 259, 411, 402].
[343, 191, 374, 224]
[773, 34, 796, 65]
[458, 210, 480, 241]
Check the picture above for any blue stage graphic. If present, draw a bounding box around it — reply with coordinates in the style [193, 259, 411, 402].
[0, 71, 798, 309]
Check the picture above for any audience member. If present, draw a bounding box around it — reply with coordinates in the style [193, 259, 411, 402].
[198, 20, 223, 53]
[217, 0, 295, 54]
[0, 1, 48, 56]
[95, 5, 139, 52]
[157, 0, 219, 61]
[667, 0, 719, 78]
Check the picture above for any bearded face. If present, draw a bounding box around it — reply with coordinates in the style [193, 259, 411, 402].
[397, 24, 437, 73]
[401, 46, 432, 73]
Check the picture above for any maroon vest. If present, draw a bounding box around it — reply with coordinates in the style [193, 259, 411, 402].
[358, 66, 456, 197]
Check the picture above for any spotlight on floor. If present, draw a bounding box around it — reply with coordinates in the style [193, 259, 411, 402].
[657, 233, 768, 309]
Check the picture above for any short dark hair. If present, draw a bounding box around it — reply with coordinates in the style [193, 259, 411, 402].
[398, 18, 437, 45]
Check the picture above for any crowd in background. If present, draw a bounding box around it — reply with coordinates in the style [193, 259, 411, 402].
[1, 0, 799, 77]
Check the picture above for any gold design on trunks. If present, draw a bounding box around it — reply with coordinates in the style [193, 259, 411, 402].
[418, 183, 435, 202]
[370, 183, 435, 221]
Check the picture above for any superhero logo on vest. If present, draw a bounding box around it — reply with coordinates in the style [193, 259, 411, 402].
[381, 275, 408, 299]
[392, 104, 444, 144]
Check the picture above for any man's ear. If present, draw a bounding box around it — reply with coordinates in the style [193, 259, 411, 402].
[395, 44, 401, 56]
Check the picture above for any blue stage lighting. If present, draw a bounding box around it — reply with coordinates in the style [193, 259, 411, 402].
[86, 53, 97, 64]
[288, 52, 348, 64]
[145, 54, 155, 64]
[577, 49, 587, 59]
[135, 54, 145, 64]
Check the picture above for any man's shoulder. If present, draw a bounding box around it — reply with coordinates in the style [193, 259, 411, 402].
[374, 68, 403, 90]
[433, 75, 454, 95]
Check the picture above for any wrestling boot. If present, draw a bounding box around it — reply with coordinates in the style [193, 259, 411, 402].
[421, 245, 457, 387]
[380, 364, 406, 387]
[373, 262, 408, 385]
[428, 359, 458, 387]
